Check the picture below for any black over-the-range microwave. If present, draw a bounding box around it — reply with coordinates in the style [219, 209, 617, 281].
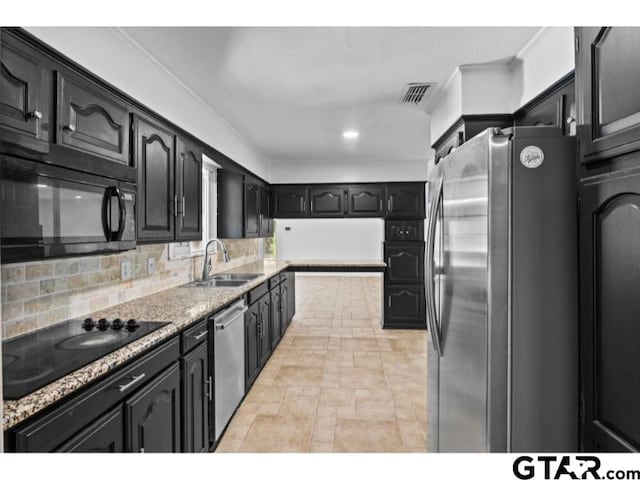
[0, 155, 136, 263]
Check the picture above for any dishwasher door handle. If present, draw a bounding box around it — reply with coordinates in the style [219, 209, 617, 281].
[215, 306, 248, 330]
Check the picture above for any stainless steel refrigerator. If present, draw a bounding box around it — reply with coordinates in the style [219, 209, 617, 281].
[426, 127, 578, 452]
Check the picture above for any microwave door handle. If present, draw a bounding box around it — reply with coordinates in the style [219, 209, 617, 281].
[101, 186, 115, 241]
[115, 186, 126, 241]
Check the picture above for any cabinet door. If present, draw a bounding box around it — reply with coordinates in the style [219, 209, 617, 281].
[348, 185, 385, 217]
[285, 272, 296, 326]
[124, 362, 182, 453]
[385, 220, 424, 242]
[135, 115, 176, 242]
[56, 72, 130, 165]
[176, 136, 202, 241]
[386, 183, 425, 218]
[385, 243, 424, 284]
[217, 170, 244, 239]
[384, 284, 425, 328]
[0, 33, 50, 153]
[182, 341, 209, 453]
[580, 170, 640, 452]
[309, 185, 345, 217]
[273, 185, 308, 217]
[270, 287, 282, 349]
[245, 302, 261, 390]
[259, 186, 273, 237]
[258, 294, 272, 368]
[280, 281, 290, 336]
[56, 407, 124, 453]
[244, 182, 260, 238]
[576, 27, 640, 163]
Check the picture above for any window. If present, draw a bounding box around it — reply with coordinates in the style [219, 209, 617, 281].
[168, 153, 219, 259]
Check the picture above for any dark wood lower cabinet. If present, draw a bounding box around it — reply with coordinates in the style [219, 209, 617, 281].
[258, 294, 271, 367]
[270, 287, 282, 349]
[124, 362, 182, 453]
[56, 407, 124, 453]
[181, 341, 209, 453]
[384, 284, 425, 328]
[580, 168, 640, 452]
[245, 301, 261, 390]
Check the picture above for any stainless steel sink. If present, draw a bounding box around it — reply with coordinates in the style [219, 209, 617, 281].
[181, 273, 262, 288]
[210, 273, 261, 281]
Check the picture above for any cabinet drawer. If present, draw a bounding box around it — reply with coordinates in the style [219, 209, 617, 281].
[56, 72, 130, 165]
[181, 319, 208, 354]
[268, 273, 283, 290]
[10, 337, 180, 452]
[247, 281, 269, 305]
[385, 220, 424, 241]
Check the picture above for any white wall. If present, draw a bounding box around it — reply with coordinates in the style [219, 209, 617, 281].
[275, 218, 384, 276]
[25, 27, 269, 179]
[428, 69, 462, 148]
[269, 159, 428, 184]
[509, 27, 575, 110]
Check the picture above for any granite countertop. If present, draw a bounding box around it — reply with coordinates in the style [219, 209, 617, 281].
[2, 258, 385, 431]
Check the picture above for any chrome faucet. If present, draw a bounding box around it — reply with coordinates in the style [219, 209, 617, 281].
[202, 238, 230, 281]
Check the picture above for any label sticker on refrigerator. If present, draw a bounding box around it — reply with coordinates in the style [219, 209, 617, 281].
[520, 145, 544, 168]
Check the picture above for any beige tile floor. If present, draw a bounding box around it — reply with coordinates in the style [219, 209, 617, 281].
[215, 275, 428, 453]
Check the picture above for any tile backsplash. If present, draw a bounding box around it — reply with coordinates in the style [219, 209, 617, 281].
[1, 238, 262, 339]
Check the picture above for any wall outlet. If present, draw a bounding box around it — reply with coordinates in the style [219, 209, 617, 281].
[147, 257, 156, 275]
[121, 260, 132, 281]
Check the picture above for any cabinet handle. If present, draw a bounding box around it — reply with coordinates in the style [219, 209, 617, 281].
[387, 198, 392, 211]
[388, 296, 391, 308]
[116, 373, 146, 393]
[190, 330, 207, 341]
[28, 110, 43, 120]
[205, 376, 213, 399]
[64, 124, 76, 133]
[140, 447, 145, 453]
[310, 200, 314, 212]
[182, 196, 186, 218]
[379, 199, 383, 211]
[174, 195, 178, 217]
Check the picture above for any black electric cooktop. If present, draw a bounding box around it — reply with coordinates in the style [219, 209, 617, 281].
[2, 318, 169, 400]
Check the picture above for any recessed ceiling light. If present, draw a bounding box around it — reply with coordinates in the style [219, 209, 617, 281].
[342, 130, 359, 140]
[36, 184, 48, 188]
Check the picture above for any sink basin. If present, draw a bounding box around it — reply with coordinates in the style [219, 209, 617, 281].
[210, 273, 262, 281]
[182, 279, 250, 288]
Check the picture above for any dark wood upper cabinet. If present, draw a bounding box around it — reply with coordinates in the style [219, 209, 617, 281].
[0, 32, 50, 153]
[309, 185, 345, 217]
[135, 115, 176, 242]
[259, 186, 273, 237]
[181, 341, 209, 453]
[272, 185, 308, 217]
[386, 183, 425, 218]
[579, 169, 640, 452]
[124, 362, 182, 453]
[217, 170, 244, 239]
[55, 72, 130, 165]
[244, 181, 260, 238]
[175, 136, 202, 241]
[348, 184, 385, 216]
[576, 27, 640, 163]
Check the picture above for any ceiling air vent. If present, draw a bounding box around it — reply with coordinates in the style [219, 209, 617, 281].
[400, 83, 436, 105]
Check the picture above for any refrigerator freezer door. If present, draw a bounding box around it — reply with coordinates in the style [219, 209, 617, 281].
[427, 129, 510, 452]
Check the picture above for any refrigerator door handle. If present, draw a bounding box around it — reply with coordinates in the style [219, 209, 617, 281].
[426, 176, 443, 357]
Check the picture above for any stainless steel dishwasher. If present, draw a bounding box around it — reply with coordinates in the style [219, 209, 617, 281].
[212, 299, 248, 442]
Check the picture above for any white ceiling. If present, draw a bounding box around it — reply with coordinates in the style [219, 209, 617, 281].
[120, 27, 540, 170]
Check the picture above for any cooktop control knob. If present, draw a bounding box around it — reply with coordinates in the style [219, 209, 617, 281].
[111, 318, 123, 330]
[97, 318, 110, 330]
[82, 318, 95, 330]
[126, 319, 139, 331]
